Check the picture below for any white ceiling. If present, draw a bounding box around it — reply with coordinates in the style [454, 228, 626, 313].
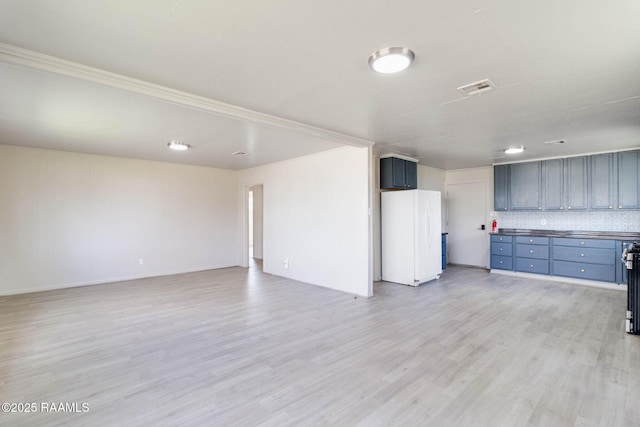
[1, 0, 640, 170]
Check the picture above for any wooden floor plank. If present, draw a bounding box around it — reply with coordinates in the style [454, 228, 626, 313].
[0, 266, 638, 426]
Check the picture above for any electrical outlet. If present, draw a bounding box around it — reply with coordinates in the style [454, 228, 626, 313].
[284, 258, 289, 269]
[138, 258, 144, 265]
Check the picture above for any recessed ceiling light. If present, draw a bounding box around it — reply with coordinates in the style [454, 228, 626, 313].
[368, 47, 415, 74]
[167, 140, 190, 151]
[232, 151, 247, 156]
[504, 145, 525, 154]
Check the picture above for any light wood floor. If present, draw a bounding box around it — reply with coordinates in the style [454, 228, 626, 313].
[1, 266, 639, 426]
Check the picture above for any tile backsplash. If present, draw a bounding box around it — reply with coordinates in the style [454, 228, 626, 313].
[496, 211, 640, 232]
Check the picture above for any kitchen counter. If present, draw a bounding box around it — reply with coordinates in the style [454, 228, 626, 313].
[491, 228, 640, 241]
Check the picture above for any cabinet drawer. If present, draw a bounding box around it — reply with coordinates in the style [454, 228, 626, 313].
[552, 238, 616, 249]
[491, 242, 513, 256]
[491, 235, 513, 243]
[552, 246, 615, 265]
[516, 244, 549, 260]
[515, 236, 549, 245]
[516, 258, 550, 274]
[552, 261, 615, 282]
[491, 255, 513, 270]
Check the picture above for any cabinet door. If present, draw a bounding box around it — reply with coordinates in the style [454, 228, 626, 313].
[565, 156, 588, 210]
[494, 165, 509, 211]
[590, 153, 615, 209]
[405, 160, 417, 189]
[543, 159, 564, 210]
[391, 157, 406, 188]
[380, 157, 410, 190]
[509, 162, 542, 210]
[617, 150, 640, 209]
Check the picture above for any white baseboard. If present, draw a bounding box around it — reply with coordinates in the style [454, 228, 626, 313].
[0, 264, 238, 297]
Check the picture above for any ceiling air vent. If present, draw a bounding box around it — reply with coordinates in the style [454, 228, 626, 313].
[457, 79, 496, 96]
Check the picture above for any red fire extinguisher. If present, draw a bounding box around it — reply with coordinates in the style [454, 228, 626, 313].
[491, 220, 497, 233]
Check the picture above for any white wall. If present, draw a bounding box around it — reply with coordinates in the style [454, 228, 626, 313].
[0, 145, 239, 296]
[251, 184, 263, 259]
[239, 146, 371, 297]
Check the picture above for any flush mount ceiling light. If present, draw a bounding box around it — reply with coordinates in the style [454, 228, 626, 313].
[167, 140, 190, 151]
[368, 47, 415, 74]
[504, 145, 525, 154]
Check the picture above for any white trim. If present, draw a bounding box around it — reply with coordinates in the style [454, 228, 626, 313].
[490, 269, 627, 291]
[492, 147, 640, 166]
[0, 42, 374, 149]
[0, 265, 237, 297]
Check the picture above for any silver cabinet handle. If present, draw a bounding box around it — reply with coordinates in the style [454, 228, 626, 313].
[530, 265, 534, 268]
[580, 241, 585, 245]
[529, 239, 534, 242]
[530, 250, 534, 253]
[580, 253, 585, 257]
[560, 207, 563, 209]
[499, 260, 503, 264]
[609, 206, 612, 209]
[619, 206, 622, 209]
[568, 206, 572, 209]
[580, 269, 585, 273]
[499, 248, 503, 251]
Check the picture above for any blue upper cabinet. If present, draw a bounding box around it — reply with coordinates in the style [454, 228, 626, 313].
[590, 153, 615, 210]
[509, 162, 542, 210]
[617, 150, 640, 209]
[494, 164, 509, 211]
[494, 150, 640, 211]
[565, 156, 588, 210]
[380, 157, 417, 190]
[543, 159, 564, 210]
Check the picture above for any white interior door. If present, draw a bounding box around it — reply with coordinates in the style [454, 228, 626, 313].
[446, 181, 488, 267]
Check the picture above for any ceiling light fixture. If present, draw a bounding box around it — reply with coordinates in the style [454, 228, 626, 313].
[167, 140, 190, 151]
[368, 47, 415, 74]
[504, 145, 525, 154]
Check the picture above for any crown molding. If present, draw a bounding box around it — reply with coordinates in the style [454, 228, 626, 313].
[0, 42, 374, 148]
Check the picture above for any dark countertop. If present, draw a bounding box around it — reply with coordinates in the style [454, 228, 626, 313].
[491, 228, 640, 241]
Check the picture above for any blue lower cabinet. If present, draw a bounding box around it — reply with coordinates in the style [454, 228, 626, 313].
[552, 261, 616, 282]
[516, 257, 550, 274]
[552, 238, 615, 249]
[442, 234, 447, 270]
[515, 236, 549, 245]
[492, 242, 513, 256]
[552, 246, 615, 265]
[490, 234, 623, 284]
[491, 255, 513, 270]
[516, 244, 549, 260]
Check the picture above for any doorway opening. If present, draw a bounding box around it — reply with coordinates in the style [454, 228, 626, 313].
[248, 184, 263, 271]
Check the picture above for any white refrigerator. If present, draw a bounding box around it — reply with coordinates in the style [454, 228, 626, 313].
[381, 189, 442, 286]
